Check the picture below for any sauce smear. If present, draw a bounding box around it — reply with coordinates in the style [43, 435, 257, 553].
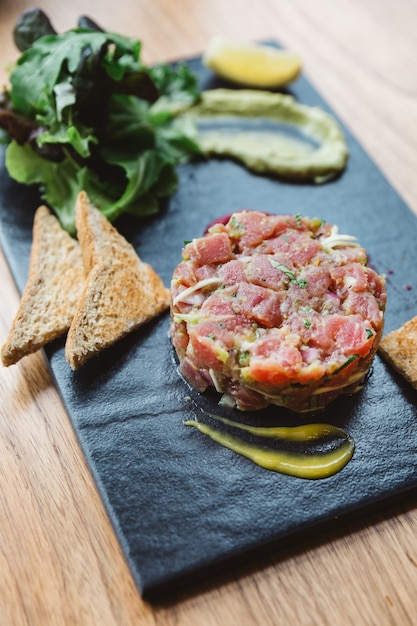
[185, 414, 354, 479]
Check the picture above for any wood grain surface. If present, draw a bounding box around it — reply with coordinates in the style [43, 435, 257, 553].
[1, 1, 417, 624]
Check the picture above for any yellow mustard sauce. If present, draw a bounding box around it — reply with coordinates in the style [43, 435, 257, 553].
[184, 414, 354, 479]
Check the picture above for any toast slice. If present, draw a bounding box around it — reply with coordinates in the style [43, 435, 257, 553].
[378, 316, 417, 390]
[65, 192, 170, 369]
[1, 206, 84, 366]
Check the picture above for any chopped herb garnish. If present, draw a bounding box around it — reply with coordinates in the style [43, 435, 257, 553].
[268, 257, 307, 288]
[183, 240, 192, 246]
[239, 350, 250, 365]
[304, 319, 312, 328]
[207, 333, 216, 340]
[366, 329, 374, 339]
[333, 354, 358, 375]
[295, 213, 302, 227]
[309, 395, 318, 410]
[229, 215, 246, 237]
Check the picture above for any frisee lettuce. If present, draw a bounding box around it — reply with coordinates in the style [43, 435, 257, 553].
[1, 11, 203, 233]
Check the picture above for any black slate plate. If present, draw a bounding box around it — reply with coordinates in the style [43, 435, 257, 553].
[1, 51, 417, 601]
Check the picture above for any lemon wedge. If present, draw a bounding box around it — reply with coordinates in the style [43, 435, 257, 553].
[203, 37, 302, 88]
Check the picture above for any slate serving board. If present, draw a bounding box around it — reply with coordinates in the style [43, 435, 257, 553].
[1, 51, 417, 600]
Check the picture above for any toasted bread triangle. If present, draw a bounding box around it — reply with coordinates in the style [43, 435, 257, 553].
[378, 316, 417, 390]
[65, 192, 170, 369]
[1, 206, 84, 367]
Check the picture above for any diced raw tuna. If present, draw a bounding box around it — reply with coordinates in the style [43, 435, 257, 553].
[187, 232, 233, 265]
[170, 211, 386, 413]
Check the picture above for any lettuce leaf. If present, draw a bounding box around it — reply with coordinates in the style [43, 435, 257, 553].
[1, 16, 203, 232]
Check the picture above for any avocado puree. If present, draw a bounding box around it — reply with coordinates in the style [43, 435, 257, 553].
[183, 89, 349, 183]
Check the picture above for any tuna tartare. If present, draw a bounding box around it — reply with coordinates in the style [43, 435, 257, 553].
[170, 211, 386, 413]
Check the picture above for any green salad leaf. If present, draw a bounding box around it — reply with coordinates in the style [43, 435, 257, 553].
[1, 10, 203, 233]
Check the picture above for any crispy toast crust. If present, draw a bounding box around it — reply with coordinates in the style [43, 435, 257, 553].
[1, 206, 84, 366]
[378, 316, 417, 390]
[65, 192, 170, 369]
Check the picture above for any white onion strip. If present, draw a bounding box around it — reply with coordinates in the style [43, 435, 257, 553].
[172, 276, 221, 306]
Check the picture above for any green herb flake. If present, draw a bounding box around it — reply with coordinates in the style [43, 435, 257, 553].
[333, 354, 358, 375]
[268, 257, 308, 288]
[309, 395, 318, 411]
[239, 350, 250, 365]
[366, 329, 374, 339]
[229, 215, 246, 237]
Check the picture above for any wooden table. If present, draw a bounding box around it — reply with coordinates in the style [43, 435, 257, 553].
[1, 1, 417, 624]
